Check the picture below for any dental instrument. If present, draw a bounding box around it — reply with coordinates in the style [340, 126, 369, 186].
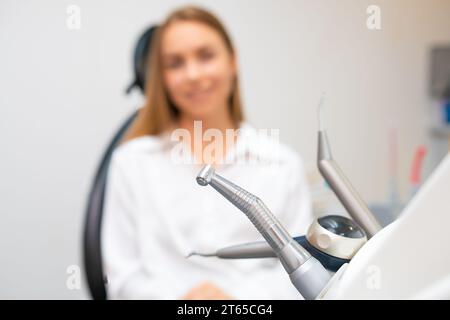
[317, 94, 382, 238]
[196, 165, 331, 300]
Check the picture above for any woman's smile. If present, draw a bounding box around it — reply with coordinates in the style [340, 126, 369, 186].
[186, 86, 213, 102]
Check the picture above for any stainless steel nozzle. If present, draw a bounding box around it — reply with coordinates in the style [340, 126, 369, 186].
[196, 164, 214, 186]
[318, 130, 382, 238]
[316, 94, 381, 238]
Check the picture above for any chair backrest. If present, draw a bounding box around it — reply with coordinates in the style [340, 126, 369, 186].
[83, 110, 138, 300]
[83, 24, 156, 300]
[126, 25, 158, 94]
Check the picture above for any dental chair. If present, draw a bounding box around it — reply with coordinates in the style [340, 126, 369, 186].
[83, 25, 157, 300]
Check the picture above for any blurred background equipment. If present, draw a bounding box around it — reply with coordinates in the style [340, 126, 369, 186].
[428, 46, 450, 172]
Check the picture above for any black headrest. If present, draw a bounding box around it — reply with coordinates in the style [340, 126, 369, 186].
[126, 25, 158, 95]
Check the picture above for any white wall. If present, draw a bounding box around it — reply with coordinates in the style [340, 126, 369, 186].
[0, 0, 449, 299]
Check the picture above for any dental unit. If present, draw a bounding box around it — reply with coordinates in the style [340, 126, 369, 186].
[192, 94, 450, 299]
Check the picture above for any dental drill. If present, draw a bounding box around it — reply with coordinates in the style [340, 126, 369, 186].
[196, 165, 331, 300]
[317, 94, 382, 238]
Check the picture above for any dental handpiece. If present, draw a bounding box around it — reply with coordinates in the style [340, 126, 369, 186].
[317, 94, 382, 238]
[187, 240, 277, 259]
[196, 165, 331, 300]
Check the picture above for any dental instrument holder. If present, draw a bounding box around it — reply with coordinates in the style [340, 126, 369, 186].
[190, 235, 352, 272]
[317, 130, 382, 238]
[196, 165, 331, 300]
[188, 214, 368, 272]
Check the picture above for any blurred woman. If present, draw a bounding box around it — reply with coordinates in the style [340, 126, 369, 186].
[102, 5, 314, 299]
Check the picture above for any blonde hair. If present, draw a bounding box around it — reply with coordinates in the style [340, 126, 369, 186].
[122, 5, 245, 143]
